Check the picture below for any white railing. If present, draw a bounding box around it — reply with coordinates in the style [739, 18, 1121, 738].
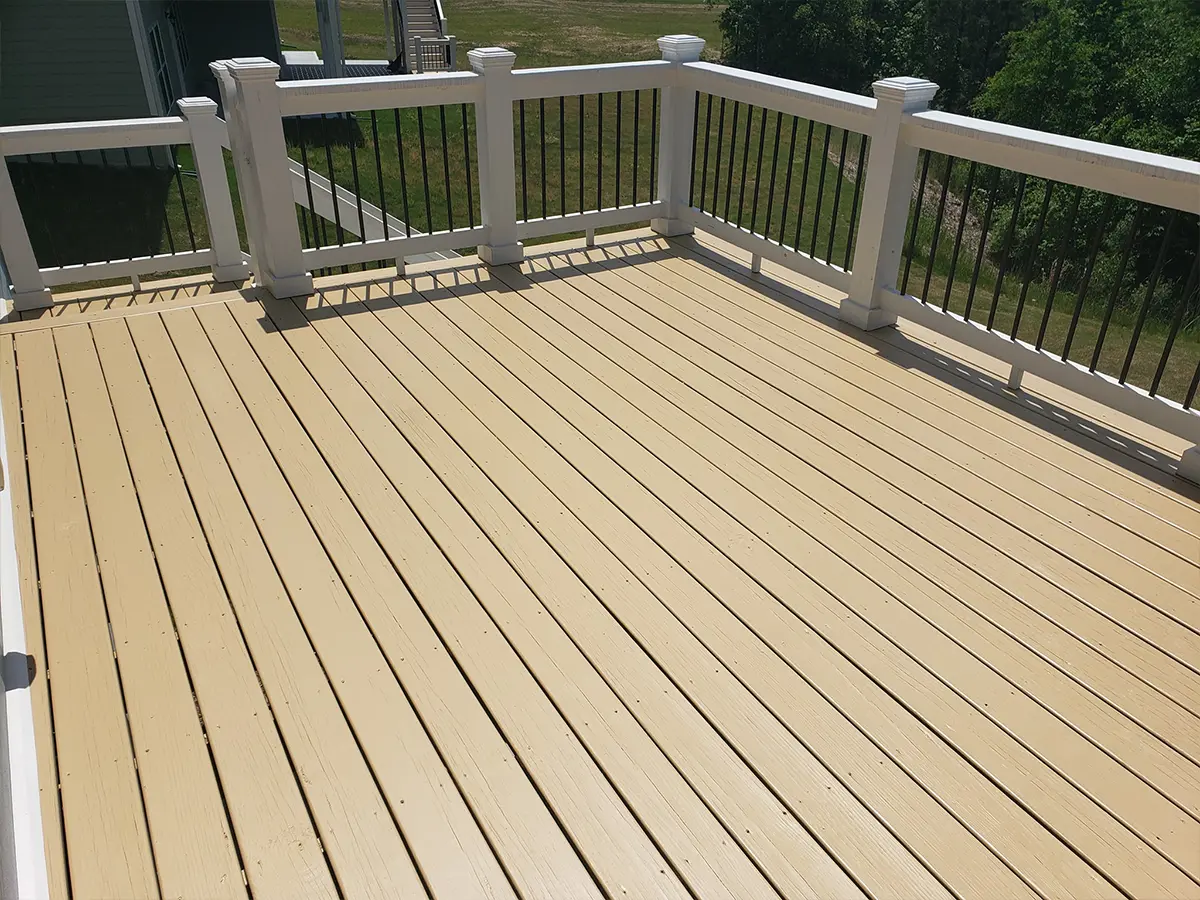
[1, 34, 1197, 473]
[0, 99, 248, 307]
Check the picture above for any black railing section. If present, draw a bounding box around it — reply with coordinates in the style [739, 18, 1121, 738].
[689, 94, 870, 272]
[6, 146, 210, 270]
[897, 149, 1200, 407]
[514, 90, 660, 223]
[286, 105, 479, 274]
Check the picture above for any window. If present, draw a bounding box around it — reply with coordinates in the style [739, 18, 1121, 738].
[148, 23, 173, 114]
[167, 2, 189, 68]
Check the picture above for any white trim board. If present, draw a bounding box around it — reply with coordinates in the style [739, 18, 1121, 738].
[0, 383, 49, 900]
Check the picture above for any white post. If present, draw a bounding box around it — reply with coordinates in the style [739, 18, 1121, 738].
[224, 58, 313, 298]
[652, 34, 705, 238]
[177, 97, 249, 284]
[843, 76, 938, 330]
[382, 0, 396, 60]
[0, 144, 51, 310]
[412, 36, 424, 74]
[211, 62, 265, 279]
[315, 0, 346, 79]
[469, 47, 522, 265]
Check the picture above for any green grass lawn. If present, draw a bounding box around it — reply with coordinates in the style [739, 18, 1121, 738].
[274, 0, 723, 68]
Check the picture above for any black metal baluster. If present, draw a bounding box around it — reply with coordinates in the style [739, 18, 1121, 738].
[735, 104, 753, 226]
[519, 99, 528, 221]
[461, 104, 475, 228]
[299, 203, 313, 250]
[1090, 204, 1144, 371]
[762, 111, 783, 239]
[439, 105, 453, 230]
[1150, 256, 1200, 397]
[1184, 359, 1200, 410]
[1119, 209, 1179, 383]
[843, 133, 869, 271]
[985, 172, 1026, 330]
[616, 91, 623, 206]
[370, 111, 390, 239]
[825, 128, 850, 263]
[393, 108, 412, 237]
[749, 107, 768, 235]
[632, 90, 641, 205]
[539, 97, 547, 218]
[808, 125, 831, 258]
[347, 115, 368, 244]
[1035, 185, 1084, 349]
[579, 95, 585, 213]
[919, 155, 954, 303]
[597, 93, 604, 210]
[558, 97, 566, 215]
[723, 102, 739, 222]
[1062, 195, 1114, 361]
[650, 88, 658, 199]
[633, 89, 643, 206]
[964, 167, 1000, 321]
[777, 117, 798, 247]
[711, 97, 726, 215]
[169, 145, 197, 251]
[793, 120, 816, 251]
[414, 108, 432, 234]
[941, 160, 976, 311]
[698, 94, 713, 213]
[900, 149, 931, 293]
[299, 139, 327, 246]
[149, 147, 177, 256]
[1010, 179, 1054, 339]
[321, 115, 345, 247]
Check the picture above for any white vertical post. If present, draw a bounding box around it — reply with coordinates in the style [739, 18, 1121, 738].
[211, 61, 265, 279]
[0, 144, 51, 310]
[177, 97, 250, 284]
[843, 76, 938, 330]
[224, 58, 313, 298]
[652, 34, 705, 238]
[382, 0, 396, 60]
[412, 35, 424, 74]
[316, 0, 346, 79]
[469, 47, 522, 265]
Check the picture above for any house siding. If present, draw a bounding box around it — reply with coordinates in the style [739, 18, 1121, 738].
[176, 0, 281, 102]
[0, 0, 152, 125]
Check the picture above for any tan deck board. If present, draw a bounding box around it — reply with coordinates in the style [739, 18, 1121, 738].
[54, 324, 246, 899]
[426, 260, 1197, 896]
[15, 328, 159, 898]
[0, 338, 69, 900]
[523, 252, 1200, 869]
[89, 318, 340, 898]
[681, 231, 1200, 529]
[5, 231, 1198, 899]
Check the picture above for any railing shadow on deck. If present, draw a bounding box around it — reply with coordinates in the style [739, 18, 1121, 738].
[542, 232, 1200, 498]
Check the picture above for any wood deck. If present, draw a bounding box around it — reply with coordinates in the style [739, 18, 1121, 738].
[3, 230, 1198, 900]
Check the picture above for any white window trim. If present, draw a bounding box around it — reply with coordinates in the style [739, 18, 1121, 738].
[126, 0, 165, 116]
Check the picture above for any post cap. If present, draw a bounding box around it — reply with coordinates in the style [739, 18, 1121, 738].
[225, 57, 282, 82]
[657, 34, 705, 63]
[468, 47, 517, 73]
[175, 96, 219, 117]
[872, 76, 939, 110]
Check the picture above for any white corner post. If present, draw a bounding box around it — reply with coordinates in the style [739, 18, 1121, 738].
[470, 47, 522, 266]
[224, 58, 313, 298]
[843, 76, 938, 330]
[177, 97, 250, 284]
[1179, 446, 1200, 484]
[0, 144, 51, 311]
[652, 34, 705, 237]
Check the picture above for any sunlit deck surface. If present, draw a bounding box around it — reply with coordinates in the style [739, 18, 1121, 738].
[4, 229, 1198, 900]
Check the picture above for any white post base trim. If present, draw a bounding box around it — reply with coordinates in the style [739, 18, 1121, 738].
[395, 258, 406, 277]
[651, 217, 694, 238]
[1178, 446, 1200, 485]
[750, 253, 762, 274]
[211, 262, 251, 284]
[258, 271, 314, 299]
[585, 228, 595, 247]
[1007, 365, 1024, 391]
[10, 289, 52, 312]
[838, 297, 897, 331]
[478, 242, 524, 265]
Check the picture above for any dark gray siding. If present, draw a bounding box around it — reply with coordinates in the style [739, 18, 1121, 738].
[0, 0, 152, 125]
[177, 0, 281, 102]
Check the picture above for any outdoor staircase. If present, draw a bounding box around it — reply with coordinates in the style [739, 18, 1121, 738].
[404, 0, 442, 41]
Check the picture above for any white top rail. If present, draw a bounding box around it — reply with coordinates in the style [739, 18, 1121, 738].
[511, 60, 674, 101]
[0, 117, 191, 156]
[277, 70, 481, 117]
[683, 62, 876, 135]
[904, 111, 1200, 213]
